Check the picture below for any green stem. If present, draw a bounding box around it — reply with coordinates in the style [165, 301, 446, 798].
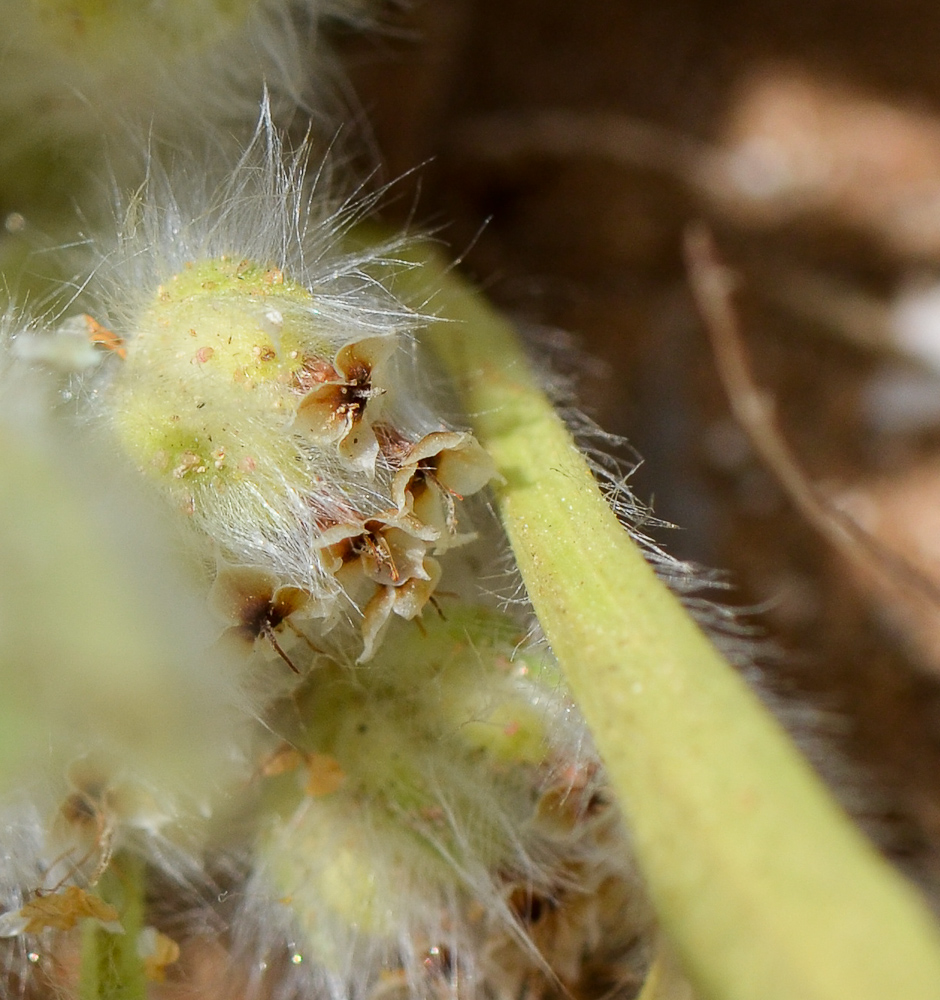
[78, 854, 147, 1000]
[403, 244, 940, 1000]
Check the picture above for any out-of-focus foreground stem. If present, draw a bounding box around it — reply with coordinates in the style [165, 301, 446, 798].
[78, 854, 146, 1000]
[406, 244, 940, 1000]
[0, 417, 232, 796]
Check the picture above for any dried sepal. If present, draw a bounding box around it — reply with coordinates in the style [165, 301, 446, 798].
[0, 886, 121, 937]
[49, 782, 116, 893]
[256, 743, 346, 796]
[294, 336, 397, 474]
[82, 314, 126, 360]
[384, 429, 497, 545]
[304, 753, 346, 797]
[259, 743, 308, 779]
[316, 510, 442, 658]
[320, 511, 438, 587]
[209, 564, 324, 674]
[357, 557, 442, 662]
[138, 926, 181, 982]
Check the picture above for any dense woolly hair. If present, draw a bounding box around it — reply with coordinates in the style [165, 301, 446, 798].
[220, 611, 649, 1000]
[72, 102, 411, 335]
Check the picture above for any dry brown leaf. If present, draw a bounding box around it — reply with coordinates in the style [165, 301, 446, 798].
[19, 886, 119, 934]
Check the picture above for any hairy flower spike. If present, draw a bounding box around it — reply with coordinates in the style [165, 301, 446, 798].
[239, 609, 646, 1000]
[24, 112, 652, 1000]
[77, 114, 495, 661]
[94, 251, 473, 660]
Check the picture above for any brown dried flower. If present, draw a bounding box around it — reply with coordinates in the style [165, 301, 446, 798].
[294, 337, 396, 474]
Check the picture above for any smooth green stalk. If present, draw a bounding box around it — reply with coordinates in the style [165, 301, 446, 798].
[78, 854, 147, 1000]
[402, 244, 940, 1000]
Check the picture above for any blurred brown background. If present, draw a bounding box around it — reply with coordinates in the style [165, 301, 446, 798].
[333, 0, 940, 898]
